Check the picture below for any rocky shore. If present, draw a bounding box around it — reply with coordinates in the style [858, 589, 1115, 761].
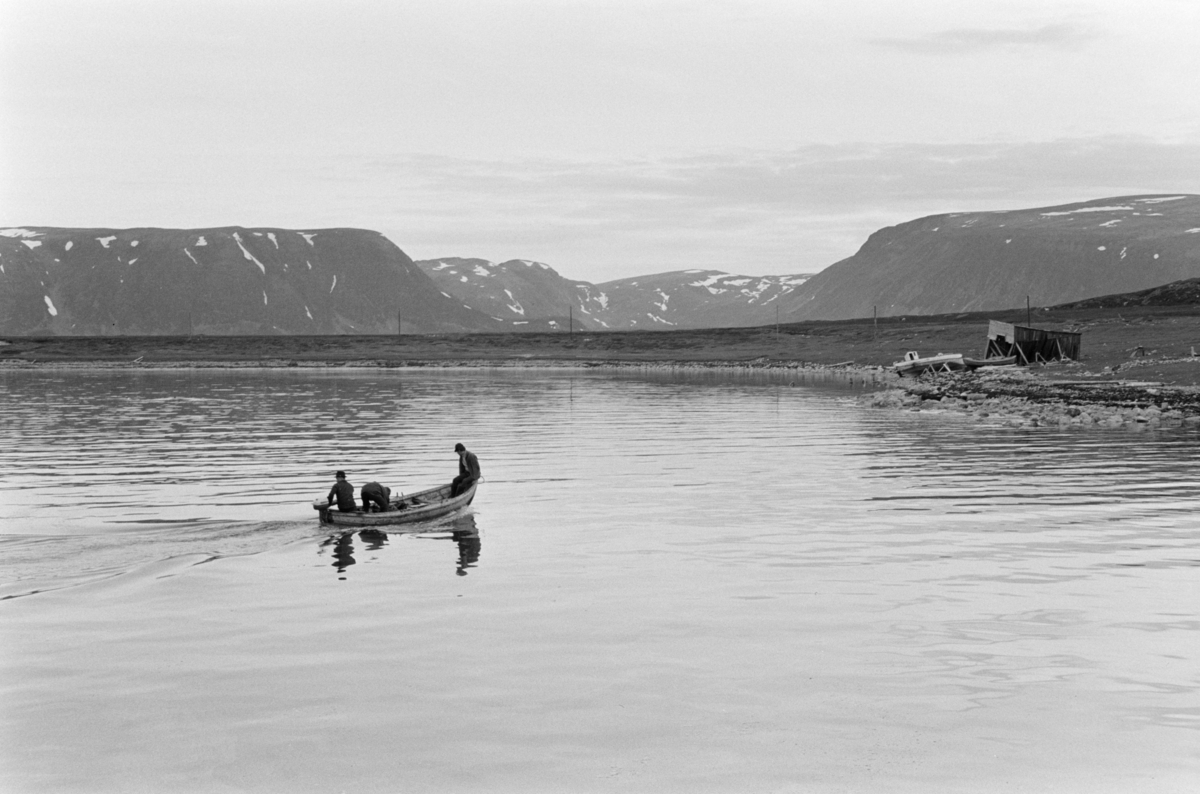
[868, 364, 1200, 429]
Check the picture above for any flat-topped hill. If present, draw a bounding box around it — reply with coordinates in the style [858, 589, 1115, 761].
[786, 194, 1200, 321]
[0, 226, 505, 335]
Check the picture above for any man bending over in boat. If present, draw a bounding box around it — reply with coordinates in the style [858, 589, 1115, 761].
[450, 443, 481, 497]
[361, 481, 391, 512]
[327, 471, 357, 512]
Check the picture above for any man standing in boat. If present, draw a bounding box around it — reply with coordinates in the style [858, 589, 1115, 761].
[327, 471, 357, 512]
[450, 443, 481, 497]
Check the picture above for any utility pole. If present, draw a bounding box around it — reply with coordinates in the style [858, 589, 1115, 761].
[775, 305, 779, 336]
[397, 310, 403, 336]
[569, 305, 573, 335]
[1026, 296, 1031, 327]
[873, 305, 877, 340]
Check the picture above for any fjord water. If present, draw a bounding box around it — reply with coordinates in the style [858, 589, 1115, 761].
[1, 369, 1197, 793]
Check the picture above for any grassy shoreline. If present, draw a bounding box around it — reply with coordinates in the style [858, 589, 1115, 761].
[6, 304, 1200, 404]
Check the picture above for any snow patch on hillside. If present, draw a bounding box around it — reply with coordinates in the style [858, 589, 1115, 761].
[44, 295, 57, 316]
[1137, 196, 1187, 203]
[196, 236, 207, 246]
[300, 233, 317, 246]
[689, 273, 732, 294]
[97, 236, 116, 248]
[2, 228, 41, 238]
[65, 241, 73, 251]
[330, 276, 338, 293]
[1098, 219, 1122, 228]
[267, 233, 279, 249]
[473, 265, 492, 277]
[184, 248, 198, 265]
[1041, 206, 1133, 216]
[22, 240, 41, 249]
[503, 288, 525, 316]
[232, 232, 266, 274]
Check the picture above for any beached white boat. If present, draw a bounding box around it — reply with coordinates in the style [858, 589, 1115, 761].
[313, 481, 478, 527]
[892, 351, 966, 376]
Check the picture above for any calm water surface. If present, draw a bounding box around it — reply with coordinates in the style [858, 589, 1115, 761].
[1, 368, 1198, 793]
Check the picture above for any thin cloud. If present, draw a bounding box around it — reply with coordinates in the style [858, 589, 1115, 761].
[872, 22, 1095, 53]
[345, 137, 1200, 280]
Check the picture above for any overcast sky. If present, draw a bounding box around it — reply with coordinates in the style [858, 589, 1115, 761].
[2, 0, 1198, 281]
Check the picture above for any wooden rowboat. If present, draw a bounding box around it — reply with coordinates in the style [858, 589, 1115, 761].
[962, 355, 1017, 369]
[313, 481, 478, 527]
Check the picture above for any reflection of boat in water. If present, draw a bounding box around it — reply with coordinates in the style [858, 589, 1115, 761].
[320, 513, 482, 578]
[313, 481, 478, 527]
[892, 351, 966, 376]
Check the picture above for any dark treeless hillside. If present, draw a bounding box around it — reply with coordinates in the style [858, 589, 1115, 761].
[0, 226, 505, 335]
[785, 194, 1200, 321]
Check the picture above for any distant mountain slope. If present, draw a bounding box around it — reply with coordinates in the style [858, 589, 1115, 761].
[0, 226, 504, 335]
[416, 257, 592, 330]
[785, 194, 1200, 321]
[416, 258, 812, 329]
[1054, 277, 1200, 308]
[595, 271, 812, 329]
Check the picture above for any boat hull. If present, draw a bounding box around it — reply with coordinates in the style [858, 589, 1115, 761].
[963, 355, 1017, 369]
[892, 353, 966, 376]
[314, 482, 478, 527]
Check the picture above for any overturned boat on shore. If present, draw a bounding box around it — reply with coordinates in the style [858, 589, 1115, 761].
[892, 351, 966, 376]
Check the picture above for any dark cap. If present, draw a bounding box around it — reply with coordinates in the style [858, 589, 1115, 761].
[454, 443, 465, 452]
[335, 470, 346, 478]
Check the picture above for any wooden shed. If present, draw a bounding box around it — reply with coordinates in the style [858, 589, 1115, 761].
[986, 320, 1081, 364]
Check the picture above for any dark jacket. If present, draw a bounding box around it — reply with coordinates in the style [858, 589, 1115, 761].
[459, 451, 481, 481]
[361, 482, 390, 504]
[327, 479, 356, 511]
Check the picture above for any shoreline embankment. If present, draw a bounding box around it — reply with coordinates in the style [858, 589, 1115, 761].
[869, 363, 1200, 429]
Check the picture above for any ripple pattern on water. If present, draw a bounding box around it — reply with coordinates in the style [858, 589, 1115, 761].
[1, 368, 1198, 791]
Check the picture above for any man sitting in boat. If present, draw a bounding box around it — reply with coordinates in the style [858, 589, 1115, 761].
[450, 443, 481, 497]
[327, 471, 357, 512]
[360, 481, 391, 512]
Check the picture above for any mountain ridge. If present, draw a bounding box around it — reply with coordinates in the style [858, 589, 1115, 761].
[0, 226, 505, 335]
[784, 194, 1200, 321]
[415, 257, 813, 330]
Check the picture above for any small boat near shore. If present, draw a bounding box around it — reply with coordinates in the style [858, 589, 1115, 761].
[892, 351, 966, 376]
[314, 481, 478, 527]
[962, 355, 1017, 370]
